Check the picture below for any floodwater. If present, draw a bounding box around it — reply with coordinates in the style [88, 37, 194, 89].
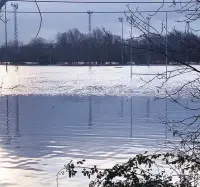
[0, 66, 199, 187]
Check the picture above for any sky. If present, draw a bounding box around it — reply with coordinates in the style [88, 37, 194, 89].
[0, 0, 199, 44]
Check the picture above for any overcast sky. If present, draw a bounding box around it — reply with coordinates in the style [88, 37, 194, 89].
[0, 0, 199, 44]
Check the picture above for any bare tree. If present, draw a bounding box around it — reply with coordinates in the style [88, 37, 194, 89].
[57, 1, 200, 187]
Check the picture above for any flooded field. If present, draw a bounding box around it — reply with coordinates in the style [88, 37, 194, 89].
[0, 65, 198, 187]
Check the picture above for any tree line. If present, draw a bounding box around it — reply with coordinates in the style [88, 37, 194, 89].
[0, 28, 200, 65]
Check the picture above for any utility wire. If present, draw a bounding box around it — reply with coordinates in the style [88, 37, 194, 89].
[3, 9, 198, 13]
[11, 0, 196, 3]
[34, 0, 42, 39]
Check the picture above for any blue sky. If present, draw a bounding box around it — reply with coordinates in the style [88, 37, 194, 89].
[0, 0, 199, 44]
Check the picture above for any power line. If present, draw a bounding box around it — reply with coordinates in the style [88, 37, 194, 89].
[2, 9, 198, 14]
[11, 0, 197, 3]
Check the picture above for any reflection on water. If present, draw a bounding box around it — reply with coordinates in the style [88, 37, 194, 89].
[2, 95, 171, 156]
[3, 96, 20, 145]
[88, 96, 92, 127]
[130, 97, 133, 139]
[0, 95, 195, 187]
[119, 97, 124, 118]
[16, 96, 20, 136]
[146, 98, 150, 119]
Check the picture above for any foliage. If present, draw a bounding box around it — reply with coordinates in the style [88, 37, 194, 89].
[57, 151, 200, 187]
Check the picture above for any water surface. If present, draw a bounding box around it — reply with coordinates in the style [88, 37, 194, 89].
[0, 66, 197, 187]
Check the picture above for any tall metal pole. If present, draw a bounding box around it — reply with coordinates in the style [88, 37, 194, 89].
[130, 22, 133, 63]
[49, 42, 52, 65]
[37, 42, 39, 62]
[186, 21, 190, 64]
[4, 3, 8, 72]
[87, 7, 93, 124]
[11, 2, 18, 64]
[122, 18, 124, 66]
[88, 11, 92, 68]
[14, 4, 18, 48]
[186, 21, 190, 35]
[165, 11, 168, 79]
[146, 17, 151, 66]
[118, 17, 124, 65]
[130, 15, 134, 78]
